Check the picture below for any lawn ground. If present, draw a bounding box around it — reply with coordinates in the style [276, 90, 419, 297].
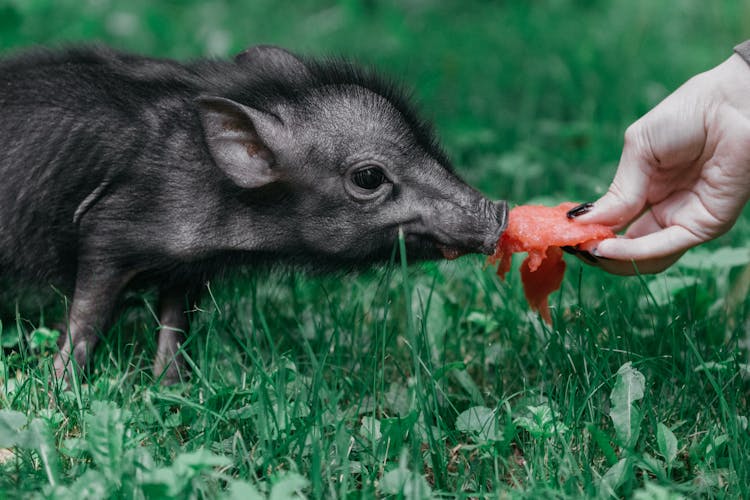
[1, 0, 749, 498]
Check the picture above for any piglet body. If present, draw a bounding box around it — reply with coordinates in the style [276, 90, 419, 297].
[0, 45, 507, 384]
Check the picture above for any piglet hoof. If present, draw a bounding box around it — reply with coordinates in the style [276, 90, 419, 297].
[153, 354, 190, 386]
[52, 351, 78, 388]
[52, 340, 91, 386]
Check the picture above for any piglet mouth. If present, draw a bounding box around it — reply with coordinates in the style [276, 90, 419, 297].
[436, 244, 468, 260]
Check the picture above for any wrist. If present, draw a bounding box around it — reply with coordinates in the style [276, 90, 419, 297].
[733, 40, 750, 68]
[707, 52, 750, 116]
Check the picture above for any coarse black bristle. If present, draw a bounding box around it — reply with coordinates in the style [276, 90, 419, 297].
[221, 54, 452, 169]
[304, 57, 451, 168]
[0, 45, 452, 168]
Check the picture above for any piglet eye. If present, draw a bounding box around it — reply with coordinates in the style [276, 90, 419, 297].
[351, 166, 387, 190]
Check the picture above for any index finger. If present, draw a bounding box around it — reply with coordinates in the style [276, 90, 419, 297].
[593, 225, 700, 261]
[582, 253, 684, 275]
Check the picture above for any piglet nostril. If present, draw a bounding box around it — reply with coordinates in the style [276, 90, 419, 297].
[494, 200, 509, 232]
[475, 199, 509, 255]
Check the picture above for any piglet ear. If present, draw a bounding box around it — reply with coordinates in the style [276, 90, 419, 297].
[234, 45, 310, 79]
[196, 96, 282, 189]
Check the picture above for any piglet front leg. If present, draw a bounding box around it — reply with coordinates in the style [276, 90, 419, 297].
[53, 266, 132, 383]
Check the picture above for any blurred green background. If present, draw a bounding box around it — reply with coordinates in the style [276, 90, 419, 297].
[2, 0, 748, 211]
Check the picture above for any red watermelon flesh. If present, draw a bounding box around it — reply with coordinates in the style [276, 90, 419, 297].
[489, 202, 615, 323]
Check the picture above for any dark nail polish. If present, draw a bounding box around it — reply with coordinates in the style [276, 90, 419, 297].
[577, 251, 599, 264]
[588, 247, 611, 260]
[566, 202, 594, 219]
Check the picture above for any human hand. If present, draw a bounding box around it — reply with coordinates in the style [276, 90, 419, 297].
[568, 53, 750, 275]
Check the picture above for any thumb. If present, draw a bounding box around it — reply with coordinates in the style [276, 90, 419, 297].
[572, 132, 651, 231]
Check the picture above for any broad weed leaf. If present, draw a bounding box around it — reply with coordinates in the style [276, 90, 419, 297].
[0, 409, 27, 447]
[359, 416, 382, 442]
[609, 362, 645, 449]
[736, 415, 748, 432]
[451, 369, 484, 406]
[0, 412, 61, 486]
[456, 406, 503, 443]
[636, 452, 666, 477]
[378, 412, 418, 458]
[28, 418, 61, 487]
[633, 481, 687, 500]
[599, 457, 631, 497]
[141, 448, 230, 497]
[705, 434, 728, 458]
[455, 406, 494, 432]
[465, 311, 500, 332]
[58, 469, 109, 500]
[29, 327, 60, 350]
[84, 401, 131, 483]
[379, 468, 432, 500]
[678, 246, 750, 270]
[269, 472, 310, 500]
[1, 324, 22, 348]
[173, 448, 231, 470]
[656, 423, 678, 466]
[224, 480, 264, 500]
[140, 467, 180, 498]
[379, 466, 410, 495]
[60, 437, 88, 459]
[384, 382, 411, 415]
[379, 454, 432, 500]
[514, 404, 569, 439]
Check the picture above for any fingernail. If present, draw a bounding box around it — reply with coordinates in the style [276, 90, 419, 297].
[566, 202, 594, 219]
[587, 246, 612, 261]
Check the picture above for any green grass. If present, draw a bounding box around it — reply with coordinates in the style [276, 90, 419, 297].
[1, 0, 750, 498]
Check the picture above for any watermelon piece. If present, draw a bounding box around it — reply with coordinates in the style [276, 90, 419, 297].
[489, 202, 615, 323]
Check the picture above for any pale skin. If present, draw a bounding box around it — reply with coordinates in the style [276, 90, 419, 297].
[570, 53, 750, 275]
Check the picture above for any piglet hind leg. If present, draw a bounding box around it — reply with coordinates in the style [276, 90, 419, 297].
[152, 285, 199, 385]
[53, 267, 131, 385]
